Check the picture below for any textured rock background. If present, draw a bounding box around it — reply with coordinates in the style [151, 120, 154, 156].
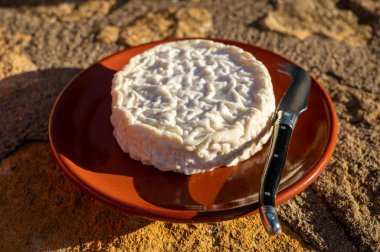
[0, 0, 379, 251]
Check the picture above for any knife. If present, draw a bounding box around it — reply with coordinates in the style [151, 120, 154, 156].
[259, 61, 311, 235]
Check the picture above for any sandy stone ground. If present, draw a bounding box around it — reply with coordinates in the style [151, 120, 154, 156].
[0, 0, 379, 251]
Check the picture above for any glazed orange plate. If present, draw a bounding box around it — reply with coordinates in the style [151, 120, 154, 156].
[49, 38, 338, 222]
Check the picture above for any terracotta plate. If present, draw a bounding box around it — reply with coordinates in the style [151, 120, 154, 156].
[49, 38, 338, 222]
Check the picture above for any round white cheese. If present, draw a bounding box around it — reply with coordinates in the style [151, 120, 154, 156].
[111, 39, 275, 175]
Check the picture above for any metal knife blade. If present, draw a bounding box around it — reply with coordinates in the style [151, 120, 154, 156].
[277, 62, 311, 117]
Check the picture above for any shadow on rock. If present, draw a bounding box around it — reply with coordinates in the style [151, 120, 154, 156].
[0, 68, 82, 159]
[0, 68, 153, 250]
[279, 189, 357, 251]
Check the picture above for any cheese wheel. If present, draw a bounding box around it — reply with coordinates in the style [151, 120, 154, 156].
[111, 39, 275, 174]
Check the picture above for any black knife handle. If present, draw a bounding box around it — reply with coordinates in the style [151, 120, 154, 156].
[259, 114, 294, 235]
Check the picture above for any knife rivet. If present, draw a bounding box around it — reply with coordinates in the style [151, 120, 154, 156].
[280, 126, 286, 130]
[274, 154, 279, 158]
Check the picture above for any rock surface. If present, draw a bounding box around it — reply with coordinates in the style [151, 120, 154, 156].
[0, 28, 36, 80]
[0, 0, 379, 251]
[175, 8, 213, 38]
[97, 25, 120, 44]
[261, 0, 373, 46]
[348, 0, 380, 19]
[30, 0, 116, 22]
[119, 7, 212, 46]
[119, 10, 175, 46]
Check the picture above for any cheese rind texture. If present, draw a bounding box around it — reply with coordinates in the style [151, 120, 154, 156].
[111, 39, 275, 174]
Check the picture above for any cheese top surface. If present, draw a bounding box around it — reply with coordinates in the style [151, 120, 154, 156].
[111, 39, 275, 174]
